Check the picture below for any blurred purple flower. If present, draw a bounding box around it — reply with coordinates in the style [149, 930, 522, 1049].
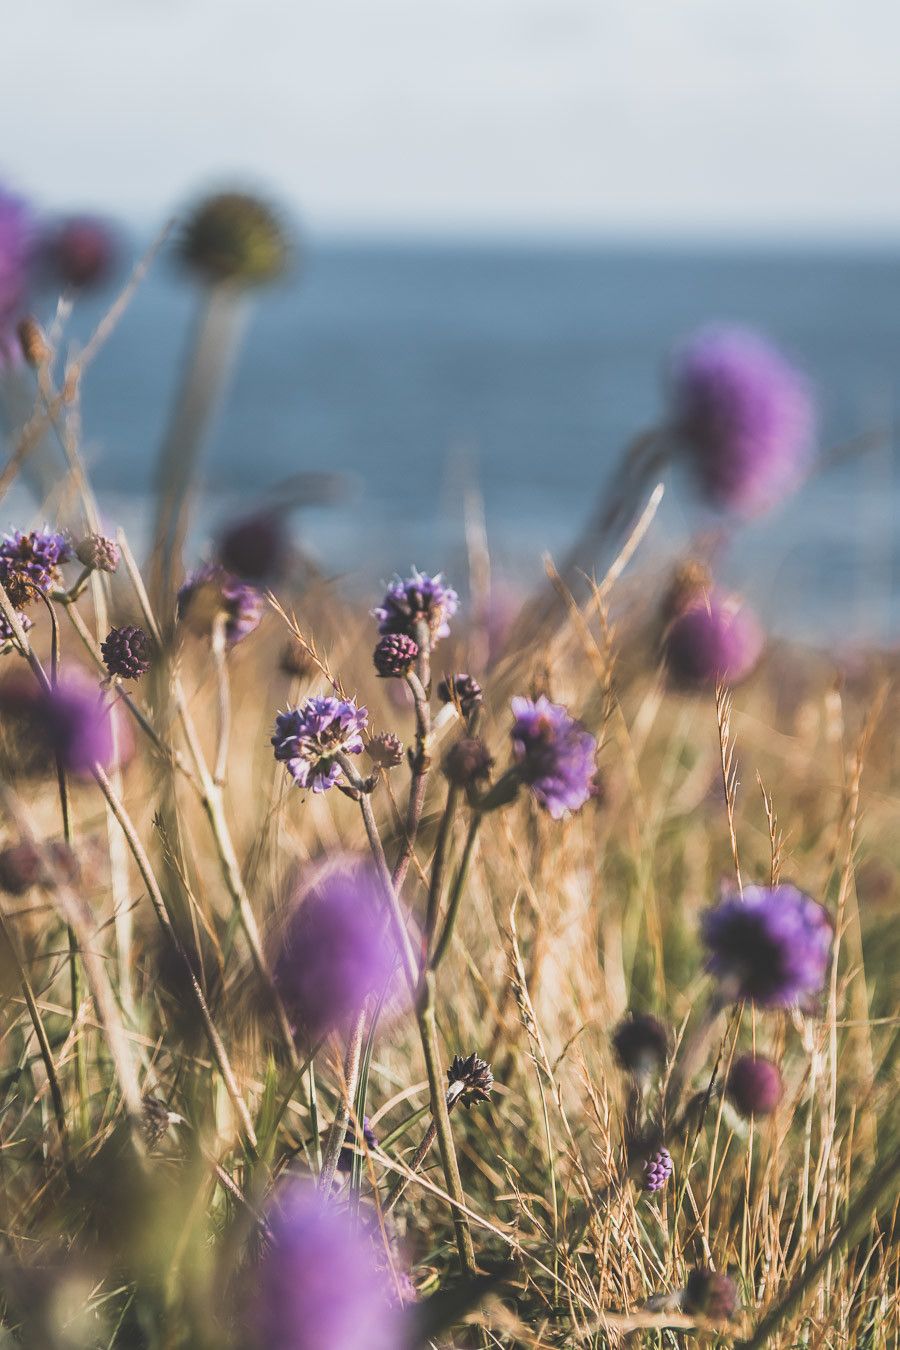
[177, 563, 264, 645]
[510, 695, 596, 819]
[217, 508, 290, 584]
[671, 325, 814, 516]
[0, 188, 33, 356]
[44, 216, 118, 290]
[252, 1178, 407, 1350]
[0, 669, 115, 778]
[0, 528, 71, 605]
[726, 1053, 783, 1117]
[272, 695, 367, 793]
[272, 861, 398, 1042]
[374, 568, 458, 644]
[702, 883, 832, 1009]
[664, 592, 764, 689]
[682, 1267, 738, 1320]
[612, 1012, 670, 1079]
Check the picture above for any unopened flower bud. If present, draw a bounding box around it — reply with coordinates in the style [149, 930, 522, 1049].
[447, 1052, 494, 1108]
[17, 317, 50, 369]
[75, 533, 120, 574]
[373, 633, 418, 678]
[366, 732, 404, 770]
[726, 1053, 783, 1118]
[442, 737, 493, 788]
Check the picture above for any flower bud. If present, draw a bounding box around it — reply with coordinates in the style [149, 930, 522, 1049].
[75, 534, 119, 574]
[366, 732, 404, 770]
[373, 633, 418, 678]
[726, 1053, 783, 1118]
[179, 192, 290, 287]
[442, 737, 493, 788]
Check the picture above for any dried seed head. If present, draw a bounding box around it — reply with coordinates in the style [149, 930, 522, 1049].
[446, 1052, 494, 1108]
[366, 732, 404, 770]
[75, 533, 120, 574]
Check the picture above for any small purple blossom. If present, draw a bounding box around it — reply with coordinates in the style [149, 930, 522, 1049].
[510, 695, 596, 819]
[217, 508, 290, 584]
[670, 325, 814, 516]
[252, 1178, 406, 1350]
[373, 568, 458, 645]
[0, 669, 115, 778]
[177, 563, 264, 645]
[272, 695, 367, 793]
[726, 1054, 784, 1118]
[101, 625, 152, 681]
[44, 215, 118, 290]
[643, 1147, 673, 1193]
[702, 884, 832, 1009]
[664, 593, 764, 689]
[272, 861, 399, 1042]
[373, 632, 418, 678]
[0, 528, 71, 605]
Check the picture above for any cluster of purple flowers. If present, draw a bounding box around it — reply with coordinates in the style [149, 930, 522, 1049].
[670, 325, 814, 516]
[177, 563, 264, 645]
[509, 695, 597, 819]
[373, 568, 458, 645]
[702, 883, 832, 1009]
[0, 528, 71, 607]
[272, 860, 399, 1043]
[272, 695, 368, 793]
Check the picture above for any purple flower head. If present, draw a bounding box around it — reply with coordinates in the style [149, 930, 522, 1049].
[702, 883, 832, 1009]
[217, 508, 290, 584]
[642, 1146, 673, 1193]
[101, 625, 152, 681]
[726, 1053, 784, 1118]
[272, 695, 367, 793]
[0, 189, 33, 321]
[0, 528, 72, 606]
[252, 1178, 407, 1350]
[273, 860, 401, 1043]
[177, 563, 264, 645]
[373, 633, 418, 678]
[44, 216, 119, 290]
[664, 592, 764, 689]
[373, 568, 458, 645]
[670, 325, 814, 516]
[0, 669, 115, 778]
[510, 695, 596, 819]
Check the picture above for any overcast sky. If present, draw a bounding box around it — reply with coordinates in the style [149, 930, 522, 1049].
[5, 0, 900, 238]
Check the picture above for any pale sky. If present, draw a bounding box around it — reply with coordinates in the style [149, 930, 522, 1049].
[5, 0, 900, 237]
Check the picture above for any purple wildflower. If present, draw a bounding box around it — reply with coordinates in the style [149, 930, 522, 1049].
[702, 883, 832, 1009]
[726, 1054, 784, 1118]
[177, 563, 264, 645]
[671, 325, 814, 516]
[373, 568, 458, 645]
[272, 695, 367, 793]
[44, 216, 118, 290]
[101, 625, 152, 680]
[251, 1178, 406, 1350]
[217, 508, 290, 584]
[0, 528, 71, 605]
[272, 861, 399, 1042]
[643, 1147, 673, 1193]
[510, 695, 596, 819]
[0, 669, 115, 778]
[664, 592, 764, 689]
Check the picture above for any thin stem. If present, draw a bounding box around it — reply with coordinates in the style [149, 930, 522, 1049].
[211, 616, 231, 788]
[392, 626, 432, 892]
[91, 764, 258, 1156]
[318, 1010, 367, 1193]
[424, 784, 459, 948]
[431, 813, 482, 971]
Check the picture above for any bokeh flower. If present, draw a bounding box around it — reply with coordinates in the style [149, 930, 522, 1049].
[177, 563, 264, 645]
[702, 883, 832, 1009]
[272, 860, 399, 1043]
[612, 1013, 670, 1079]
[670, 325, 814, 516]
[510, 695, 596, 819]
[217, 508, 290, 584]
[0, 669, 115, 778]
[101, 625, 152, 681]
[272, 695, 367, 793]
[374, 568, 458, 645]
[179, 192, 290, 287]
[682, 1267, 738, 1320]
[663, 592, 764, 689]
[437, 672, 484, 719]
[45, 216, 118, 290]
[251, 1178, 407, 1350]
[726, 1053, 783, 1117]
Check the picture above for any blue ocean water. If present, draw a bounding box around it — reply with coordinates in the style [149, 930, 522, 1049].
[21, 239, 900, 642]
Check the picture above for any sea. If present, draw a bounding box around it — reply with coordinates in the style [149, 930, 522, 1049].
[8, 238, 900, 645]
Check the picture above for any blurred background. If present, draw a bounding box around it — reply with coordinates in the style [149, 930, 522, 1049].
[4, 0, 900, 643]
